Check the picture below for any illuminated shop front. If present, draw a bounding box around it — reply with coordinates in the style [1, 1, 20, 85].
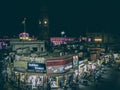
[27, 62, 46, 89]
[83, 59, 88, 74]
[13, 60, 46, 89]
[72, 59, 88, 81]
[13, 60, 27, 84]
[87, 61, 93, 70]
[78, 61, 84, 75]
[13, 71, 46, 89]
[77, 60, 86, 77]
[46, 56, 73, 88]
[78, 59, 88, 73]
[46, 56, 73, 74]
[26, 73, 45, 89]
[86, 60, 97, 76]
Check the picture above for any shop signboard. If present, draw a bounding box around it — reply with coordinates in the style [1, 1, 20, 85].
[46, 60, 65, 66]
[64, 63, 73, 72]
[29, 57, 45, 63]
[46, 56, 73, 73]
[14, 61, 27, 69]
[27, 63, 46, 73]
[46, 63, 73, 74]
[73, 55, 78, 67]
[47, 65, 65, 74]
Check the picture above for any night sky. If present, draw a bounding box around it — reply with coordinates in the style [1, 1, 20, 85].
[0, 0, 120, 37]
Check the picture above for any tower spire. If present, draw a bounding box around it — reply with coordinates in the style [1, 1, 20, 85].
[22, 18, 26, 32]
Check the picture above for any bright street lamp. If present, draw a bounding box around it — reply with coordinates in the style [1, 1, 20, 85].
[61, 31, 65, 37]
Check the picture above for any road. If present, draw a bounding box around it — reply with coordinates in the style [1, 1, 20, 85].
[94, 65, 120, 90]
[78, 64, 120, 90]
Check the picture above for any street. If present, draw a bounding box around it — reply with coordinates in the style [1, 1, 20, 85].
[93, 65, 120, 90]
[78, 64, 120, 90]
[51, 63, 120, 90]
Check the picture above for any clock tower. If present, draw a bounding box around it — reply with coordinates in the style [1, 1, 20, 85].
[38, 0, 49, 41]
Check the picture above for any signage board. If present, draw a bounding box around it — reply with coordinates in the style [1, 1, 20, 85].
[14, 61, 27, 69]
[27, 63, 46, 73]
[73, 55, 78, 67]
[64, 64, 72, 71]
[47, 65, 64, 74]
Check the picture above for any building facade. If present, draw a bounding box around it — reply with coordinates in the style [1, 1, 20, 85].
[10, 39, 46, 53]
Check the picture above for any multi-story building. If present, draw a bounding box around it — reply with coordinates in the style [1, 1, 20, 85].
[10, 39, 46, 53]
[10, 32, 46, 54]
[86, 32, 120, 52]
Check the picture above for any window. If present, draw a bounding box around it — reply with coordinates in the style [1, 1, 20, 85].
[41, 47, 44, 52]
[32, 47, 38, 52]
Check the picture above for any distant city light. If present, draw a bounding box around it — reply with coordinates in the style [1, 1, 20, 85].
[19, 32, 29, 40]
[50, 37, 75, 46]
[88, 38, 91, 42]
[94, 38, 102, 42]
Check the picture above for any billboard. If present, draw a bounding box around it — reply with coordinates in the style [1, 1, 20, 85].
[50, 37, 75, 46]
[46, 56, 73, 74]
[46, 63, 73, 74]
[47, 65, 65, 74]
[27, 63, 46, 73]
[64, 63, 73, 71]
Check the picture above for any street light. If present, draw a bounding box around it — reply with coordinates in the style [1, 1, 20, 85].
[61, 31, 65, 37]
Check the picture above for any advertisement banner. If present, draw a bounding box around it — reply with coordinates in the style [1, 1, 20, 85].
[47, 65, 64, 74]
[47, 63, 73, 74]
[27, 63, 46, 73]
[64, 63, 72, 71]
